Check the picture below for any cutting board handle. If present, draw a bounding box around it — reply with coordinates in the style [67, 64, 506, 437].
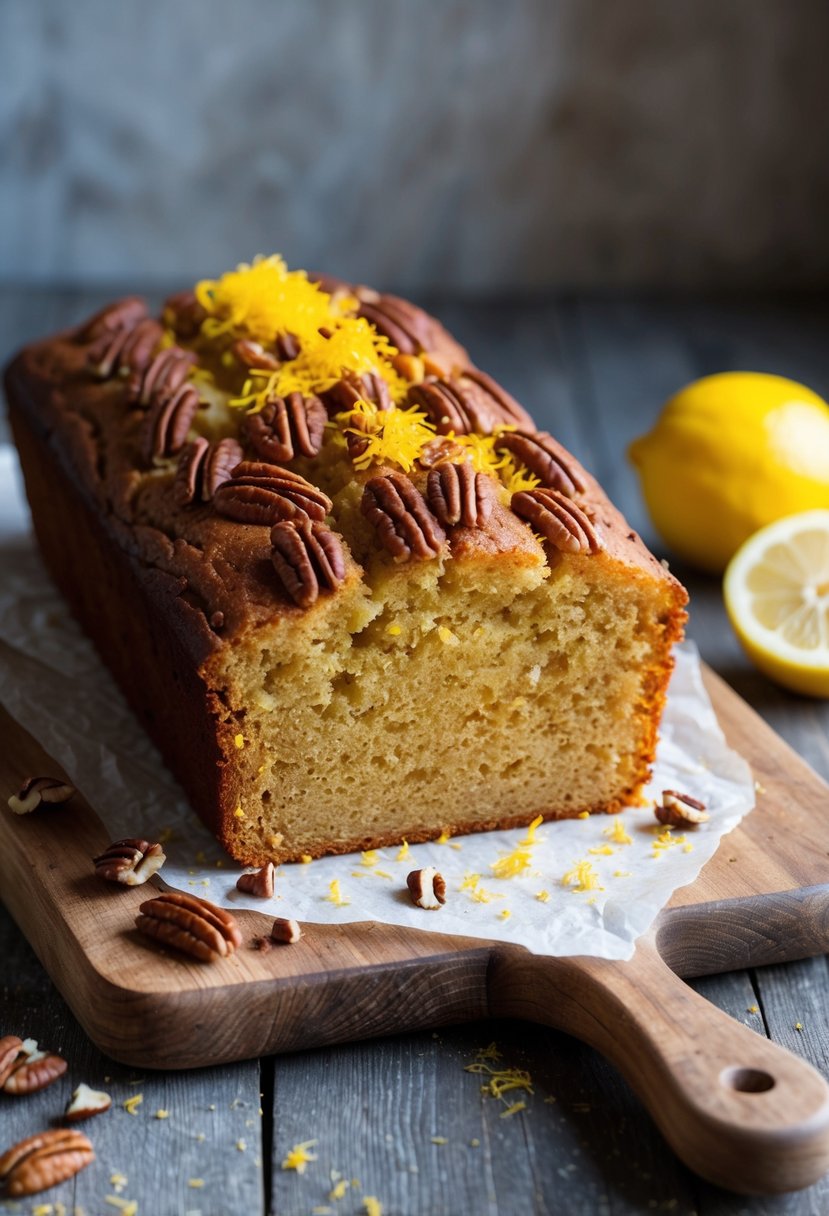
[488, 939, 829, 1195]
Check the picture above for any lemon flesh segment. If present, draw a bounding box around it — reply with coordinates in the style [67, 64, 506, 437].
[724, 510, 829, 697]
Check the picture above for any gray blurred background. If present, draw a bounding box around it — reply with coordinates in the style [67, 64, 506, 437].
[3, 0, 829, 294]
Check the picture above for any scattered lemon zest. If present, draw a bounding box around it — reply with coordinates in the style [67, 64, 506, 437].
[430, 1136, 448, 1145]
[122, 1094, 143, 1115]
[281, 1139, 318, 1173]
[361, 850, 380, 867]
[603, 818, 633, 845]
[521, 814, 544, 845]
[588, 845, 615, 856]
[613, 870, 631, 878]
[466, 1058, 534, 1105]
[300, 853, 313, 864]
[577, 811, 590, 820]
[500, 1100, 526, 1118]
[187, 1179, 205, 1188]
[234, 733, 245, 749]
[325, 880, 350, 907]
[154, 1109, 169, 1120]
[490, 844, 533, 879]
[535, 890, 550, 902]
[498, 909, 511, 920]
[110, 1173, 128, 1191]
[747, 1004, 759, 1014]
[436, 829, 451, 844]
[469, 1138, 481, 1147]
[477, 1042, 502, 1061]
[362, 1199, 383, 1216]
[104, 1199, 137, 1216]
[373, 869, 393, 880]
[337, 396, 436, 472]
[561, 860, 604, 893]
[329, 1179, 350, 1200]
[396, 839, 409, 862]
[796, 1022, 804, 1031]
[683, 843, 694, 853]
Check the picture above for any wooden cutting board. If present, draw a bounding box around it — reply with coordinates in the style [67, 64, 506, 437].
[2, 666, 829, 1197]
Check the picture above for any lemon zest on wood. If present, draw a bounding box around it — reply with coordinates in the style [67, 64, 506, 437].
[281, 1139, 318, 1173]
[362, 1198, 383, 1216]
[122, 1094, 143, 1115]
[329, 1179, 350, 1200]
[500, 1100, 527, 1118]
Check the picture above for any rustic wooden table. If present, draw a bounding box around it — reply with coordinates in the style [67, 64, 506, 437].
[2, 288, 829, 1216]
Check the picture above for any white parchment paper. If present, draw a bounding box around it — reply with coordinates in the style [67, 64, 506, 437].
[0, 446, 755, 959]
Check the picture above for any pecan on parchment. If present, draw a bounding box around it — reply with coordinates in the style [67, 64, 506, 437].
[656, 790, 710, 828]
[0, 1129, 94, 1197]
[511, 488, 601, 554]
[174, 437, 244, 506]
[243, 392, 327, 463]
[496, 430, 585, 497]
[361, 474, 445, 562]
[215, 461, 332, 526]
[7, 776, 75, 815]
[136, 891, 242, 963]
[426, 462, 495, 528]
[236, 862, 275, 898]
[271, 519, 346, 608]
[93, 837, 167, 886]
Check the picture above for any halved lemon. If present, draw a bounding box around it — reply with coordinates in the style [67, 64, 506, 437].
[724, 511, 829, 696]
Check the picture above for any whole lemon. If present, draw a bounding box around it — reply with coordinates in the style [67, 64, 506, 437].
[628, 372, 829, 573]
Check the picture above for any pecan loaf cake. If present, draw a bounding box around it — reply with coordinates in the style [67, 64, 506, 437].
[4, 256, 687, 864]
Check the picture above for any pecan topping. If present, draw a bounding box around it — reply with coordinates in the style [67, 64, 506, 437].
[328, 370, 392, 415]
[356, 291, 437, 354]
[215, 461, 332, 525]
[64, 1082, 112, 1122]
[236, 862, 275, 898]
[417, 437, 467, 469]
[407, 867, 446, 909]
[361, 474, 446, 562]
[656, 791, 710, 828]
[271, 519, 346, 608]
[243, 393, 327, 463]
[427, 462, 496, 528]
[391, 353, 426, 384]
[271, 917, 302, 944]
[7, 776, 74, 815]
[0, 1129, 94, 1197]
[87, 316, 163, 379]
[127, 344, 196, 408]
[0, 1037, 23, 1088]
[511, 488, 601, 554]
[233, 338, 281, 371]
[140, 383, 200, 464]
[163, 289, 207, 339]
[2, 1040, 67, 1095]
[136, 890, 242, 963]
[79, 297, 148, 343]
[93, 837, 167, 886]
[174, 437, 244, 506]
[496, 430, 585, 496]
[408, 372, 534, 436]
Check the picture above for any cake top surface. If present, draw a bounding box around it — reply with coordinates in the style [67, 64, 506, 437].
[5, 255, 686, 663]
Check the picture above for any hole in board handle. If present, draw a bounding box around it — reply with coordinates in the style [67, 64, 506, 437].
[720, 1067, 775, 1094]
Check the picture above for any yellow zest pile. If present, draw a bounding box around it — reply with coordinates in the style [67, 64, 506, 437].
[338, 397, 436, 472]
[651, 825, 687, 859]
[490, 813, 544, 879]
[465, 1043, 534, 1117]
[455, 430, 540, 496]
[281, 1139, 318, 1173]
[196, 255, 343, 346]
[460, 872, 503, 904]
[603, 817, 633, 845]
[561, 859, 604, 893]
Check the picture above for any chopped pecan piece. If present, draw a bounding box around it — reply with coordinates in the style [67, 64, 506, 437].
[512, 488, 601, 554]
[271, 917, 302, 944]
[175, 437, 244, 506]
[496, 430, 585, 496]
[87, 316, 163, 379]
[136, 890, 242, 963]
[3, 1040, 67, 1095]
[93, 837, 167, 886]
[243, 392, 327, 462]
[656, 790, 710, 828]
[64, 1082, 112, 1122]
[361, 474, 446, 562]
[0, 1037, 23, 1088]
[408, 372, 534, 436]
[427, 462, 496, 528]
[126, 344, 196, 408]
[0, 1129, 94, 1197]
[356, 290, 437, 354]
[407, 867, 446, 909]
[163, 289, 207, 339]
[236, 862, 275, 898]
[215, 461, 332, 526]
[79, 297, 148, 343]
[271, 519, 346, 608]
[7, 776, 75, 815]
[140, 383, 200, 464]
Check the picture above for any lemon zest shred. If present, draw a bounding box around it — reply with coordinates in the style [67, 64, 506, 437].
[122, 1094, 143, 1115]
[561, 860, 604, 893]
[498, 909, 511, 921]
[500, 1100, 527, 1118]
[588, 845, 615, 856]
[325, 880, 350, 907]
[396, 839, 409, 862]
[360, 850, 380, 867]
[521, 814, 544, 845]
[604, 817, 633, 845]
[281, 1139, 318, 1173]
[436, 829, 451, 844]
[535, 890, 550, 902]
[329, 1179, 350, 1200]
[362, 1199, 383, 1216]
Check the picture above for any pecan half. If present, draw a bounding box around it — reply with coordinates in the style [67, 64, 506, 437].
[127, 344, 196, 408]
[271, 917, 302, 944]
[656, 790, 710, 828]
[511, 488, 601, 554]
[215, 461, 332, 525]
[163, 290, 207, 339]
[174, 437, 244, 506]
[7, 776, 75, 815]
[79, 297, 148, 343]
[87, 317, 163, 379]
[93, 838, 167, 886]
[496, 430, 585, 496]
[328, 371, 392, 415]
[64, 1082, 112, 1122]
[356, 291, 437, 355]
[271, 519, 346, 608]
[361, 474, 446, 562]
[136, 891, 242, 963]
[407, 867, 446, 909]
[140, 383, 200, 464]
[0, 1129, 94, 1197]
[427, 462, 495, 528]
[236, 862, 275, 898]
[417, 437, 467, 469]
[243, 393, 327, 462]
[232, 338, 281, 371]
[3, 1040, 67, 1095]
[0, 1037, 23, 1088]
[408, 372, 533, 436]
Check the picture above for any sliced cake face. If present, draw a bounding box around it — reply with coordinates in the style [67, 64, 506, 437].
[5, 256, 687, 864]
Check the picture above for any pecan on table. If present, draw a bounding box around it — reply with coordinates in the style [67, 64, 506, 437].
[127, 344, 196, 408]
[136, 890, 243, 963]
[236, 861, 275, 898]
[87, 316, 163, 380]
[656, 790, 710, 828]
[243, 392, 327, 463]
[2, 1040, 67, 1095]
[427, 462, 496, 528]
[64, 1082, 112, 1121]
[140, 383, 201, 464]
[7, 776, 75, 815]
[0, 1130, 94, 1197]
[511, 488, 601, 555]
[174, 437, 244, 506]
[215, 461, 332, 525]
[0, 1037, 23, 1088]
[79, 297, 148, 344]
[495, 430, 585, 497]
[271, 917, 302, 944]
[93, 837, 167, 886]
[271, 519, 346, 608]
[361, 473, 446, 562]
